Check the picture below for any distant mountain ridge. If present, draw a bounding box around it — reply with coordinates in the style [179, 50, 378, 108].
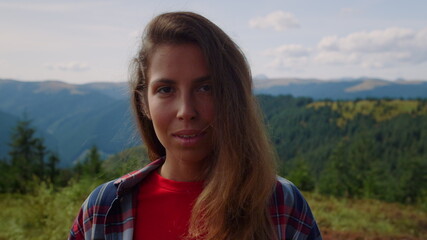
[1, 77, 426, 167]
[254, 77, 427, 99]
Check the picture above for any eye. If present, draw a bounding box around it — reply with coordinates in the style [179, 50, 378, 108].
[157, 86, 173, 94]
[198, 84, 212, 92]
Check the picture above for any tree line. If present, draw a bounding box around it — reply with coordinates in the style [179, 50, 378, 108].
[0, 119, 104, 193]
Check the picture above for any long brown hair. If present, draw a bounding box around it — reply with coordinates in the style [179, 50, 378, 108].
[129, 12, 278, 240]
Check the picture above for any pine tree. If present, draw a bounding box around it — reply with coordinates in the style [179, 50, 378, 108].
[34, 138, 46, 181]
[74, 145, 103, 177]
[8, 119, 47, 193]
[46, 152, 60, 186]
[86, 145, 102, 175]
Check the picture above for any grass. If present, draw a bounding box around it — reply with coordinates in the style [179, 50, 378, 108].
[304, 192, 427, 239]
[0, 179, 103, 240]
[1, 180, 426, 240]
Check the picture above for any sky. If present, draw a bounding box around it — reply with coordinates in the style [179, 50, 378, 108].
[1, 0, 427, 84]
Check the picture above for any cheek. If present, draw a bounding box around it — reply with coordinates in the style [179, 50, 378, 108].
[201, 98, 215, 122]
[207, 104, 215, 121]
[149, 111, 171, 147]
[150, 108, 165, 127]
[147, 97, 169, 133]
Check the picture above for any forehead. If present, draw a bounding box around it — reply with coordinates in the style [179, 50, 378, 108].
[147, 43, 209, 83]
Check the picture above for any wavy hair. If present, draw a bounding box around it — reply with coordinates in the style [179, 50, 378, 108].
[129, 12, 278, 240]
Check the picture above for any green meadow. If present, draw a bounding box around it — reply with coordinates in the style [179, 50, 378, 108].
[1, 181, 425, 240]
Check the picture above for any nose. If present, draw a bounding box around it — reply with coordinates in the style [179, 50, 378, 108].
[176, 92, 197, 121]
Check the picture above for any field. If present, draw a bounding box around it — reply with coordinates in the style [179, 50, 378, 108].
[306, 192, 427, 240]
[0, 179, 103, 240]
[0, 180, 425, 240]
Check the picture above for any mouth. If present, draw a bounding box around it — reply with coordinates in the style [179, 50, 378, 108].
[172, 129, 207, 144]
[175, 134, 199, 138]
[172, 131, 205, 138]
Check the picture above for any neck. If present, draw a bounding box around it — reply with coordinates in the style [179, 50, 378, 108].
[160, 155, 208, 182]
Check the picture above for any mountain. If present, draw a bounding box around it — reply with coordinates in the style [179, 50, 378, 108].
[254, 77, 427, 99]
[80, 82, 129, 100]
[0, 79, 138, 167]
[1, 77, 426, 167]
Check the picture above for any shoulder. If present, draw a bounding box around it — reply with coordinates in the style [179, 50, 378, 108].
[273, 176, 308, 210]
[79, 158, 165, 220]
[68, 180, 118, 240]
[85, 179, 118, 208]
[270, 176, 322, 240]
[68, 159, 165, 240]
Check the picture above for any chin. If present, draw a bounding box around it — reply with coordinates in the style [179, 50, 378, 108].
[168, 149, 212, 163]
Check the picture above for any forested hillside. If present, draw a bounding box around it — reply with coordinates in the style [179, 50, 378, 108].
[258, 95, 427, 204]
[0, 79, 136, 166]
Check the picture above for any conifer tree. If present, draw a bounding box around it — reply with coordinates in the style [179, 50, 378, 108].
[74, 145, 103, 177]
[86, 145, 102, 175]
[47, 152, 60, 185]
[8, 119, 47, 193]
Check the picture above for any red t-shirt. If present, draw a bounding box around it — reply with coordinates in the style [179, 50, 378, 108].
[133, 171, 204, 240]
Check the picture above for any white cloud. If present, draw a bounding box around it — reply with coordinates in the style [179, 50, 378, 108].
[249, 11, 300, 32]
[314, 51, 358, 65]
[318, 28, 416, 52]
[264, 27, 427, 71]
[45, 62, 90, 72]
[264, 44, 311, 69]
[265, 44, 310, 57]
[316, 27, 427, 68]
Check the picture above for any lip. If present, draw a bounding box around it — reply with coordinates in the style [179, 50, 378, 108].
[172, 129, 205, 135]
[172, 129, 207, 146]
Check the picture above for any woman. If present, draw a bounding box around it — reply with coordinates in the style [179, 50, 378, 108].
[69, 12, 321, 240]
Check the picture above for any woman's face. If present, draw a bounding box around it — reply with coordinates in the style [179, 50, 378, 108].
[146, 43, 215, 165]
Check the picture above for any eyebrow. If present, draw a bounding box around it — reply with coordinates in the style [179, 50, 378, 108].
[149, 75, 211, 86]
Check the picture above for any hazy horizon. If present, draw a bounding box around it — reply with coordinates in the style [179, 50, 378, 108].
[3, 75, 427, 86]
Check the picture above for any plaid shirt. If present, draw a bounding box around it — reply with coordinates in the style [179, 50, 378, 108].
[69, 158, 322, 240]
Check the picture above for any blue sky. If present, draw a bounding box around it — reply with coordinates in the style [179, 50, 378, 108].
[1, 0, 426, 84]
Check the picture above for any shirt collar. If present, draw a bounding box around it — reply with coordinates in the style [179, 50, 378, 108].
[114, 157, 165, 196]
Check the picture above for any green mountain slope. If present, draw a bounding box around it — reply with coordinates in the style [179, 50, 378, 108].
[257, 95, 427, 204]
[0, 80, 138, 166]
